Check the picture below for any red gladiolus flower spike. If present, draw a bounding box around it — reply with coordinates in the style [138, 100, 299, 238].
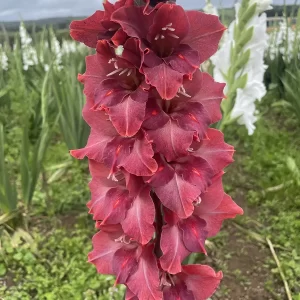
[71, 1, 243, 299]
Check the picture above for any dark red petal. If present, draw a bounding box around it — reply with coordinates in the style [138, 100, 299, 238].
[142, 47, 164, 68]
[154, 173, 200, 218]
[148, 4, 189, 51]
[94, 78, 129, 108]
[111, 28, 128, 46]
[196, 194, 244, 237]
[179, 216, 207, 254]
[194, 129, 234, 174]
[125, 288, 138, 300]
[122, 38, 143, 69]
[126, 244, 163, 299]
[163, 282, 195, 300]
[165, 44, 200, 75]
[187, 71, 225, 124]
[103, 136, 133, 176]
[160, 223, 190, 274]
[70, 107, 116, 162]
[120, 132, 158, 177]
[143, 97, 169, 130]
[179, 265, 223, 300]
[88, 230, 124, 274]
[113, 247, 139, 284]
[88, 159, 115, 180]
[147, 119, 193, 162]
[88, 160, 119, 214]
[145, 154, 175, 188]
[171, 102, 210, 138]
[70, 11, 106, 48]
[80, 41, 116, 97]
[143, 63, 183, 100]
[112, 6, 155, 40]
[174, 156, 213, 192]
[182, 11, 226, 63]
[124, 173, 145, 197]
[195, 172, 224, 213]
[163, 206, 180, 226]
[122, 186, 155, 244]
[108, 95, 146, 137]
[96, 187, 133, 224]
[130, 81, 150, 103]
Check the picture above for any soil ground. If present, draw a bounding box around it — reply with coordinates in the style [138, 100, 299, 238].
[208, 187, 286, 299]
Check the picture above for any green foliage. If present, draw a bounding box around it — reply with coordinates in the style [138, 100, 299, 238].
[50, 60, 89, 150]
[282, 69, 300, 124]
[0, 124, 18, 214]
[0, 224, 124, 299]
[225, 98, 300, 295]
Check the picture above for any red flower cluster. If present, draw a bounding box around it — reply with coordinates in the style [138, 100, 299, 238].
[70, 1, 243, 299]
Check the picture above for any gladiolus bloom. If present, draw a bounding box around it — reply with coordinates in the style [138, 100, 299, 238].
[70, 1, 243, 299]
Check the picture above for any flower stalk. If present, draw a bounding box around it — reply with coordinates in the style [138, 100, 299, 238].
[70, 1, 243, 298]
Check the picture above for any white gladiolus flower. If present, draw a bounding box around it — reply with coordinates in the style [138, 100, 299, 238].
[19, 22, 38, 71]
[203, 0, 218, 16]
[50, 31, 63, 70]
[268, 18, 299, 62]
[62, 40, 77, 55]
[0, 44, 8, 71]
[211, 0, 272, 134]
[249, 0, 273, 13]
[231, 81, 266, 135]
[231, 87, 258, 135]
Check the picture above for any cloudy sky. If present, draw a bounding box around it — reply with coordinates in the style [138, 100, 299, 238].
[0, 0, 295, 22]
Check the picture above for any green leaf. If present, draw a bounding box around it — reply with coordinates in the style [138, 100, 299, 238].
[0, 263, 7, 276]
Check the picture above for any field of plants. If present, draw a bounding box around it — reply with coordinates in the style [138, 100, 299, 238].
[0, 3, 300, 300]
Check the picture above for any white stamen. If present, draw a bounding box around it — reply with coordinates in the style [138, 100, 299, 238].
[162, 27, 167, 31]
[161, 35, 165, 39]
[106, 68, 123, 76]
[168, 273, 175, 286]
[178, 85, 191, 98]
[114, 62, 118, 69]
[166, 23, 173, 26]
[127, 69, 133, 76]
[160, 273, 171, 287]
[168, 33, 179, 39]
[155, 34, 160, 40]
[115, 235, 131, 244]
[178, 91, 191, 98]
[167, 27, 175, 31]
[193, 197, 202, 206]
[108, 28, 115, 31]
[108, 58, 117, 64]
[119, 68, 129, 75]
[187, 148, 194, 153]
[111, 174, 119, 182]
[175, 94, 180, 98]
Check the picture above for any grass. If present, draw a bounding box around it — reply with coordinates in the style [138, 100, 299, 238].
[0, 221, 125, 300]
